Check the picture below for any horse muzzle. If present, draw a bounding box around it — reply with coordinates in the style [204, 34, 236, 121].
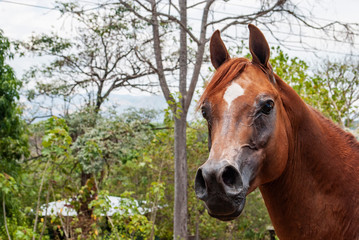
[194, 161, 248, 221]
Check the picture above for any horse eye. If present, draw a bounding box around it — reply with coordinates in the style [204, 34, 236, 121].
[201, 107, 207, 119]
[261, 100, 274, 115]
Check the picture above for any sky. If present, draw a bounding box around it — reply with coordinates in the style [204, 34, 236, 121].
[1, 0, 358, 73]
[0, 0, 358, 75]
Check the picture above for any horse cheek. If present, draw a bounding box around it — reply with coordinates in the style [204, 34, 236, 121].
[263, 116, 289, 183]
[254, 110, 288, 185]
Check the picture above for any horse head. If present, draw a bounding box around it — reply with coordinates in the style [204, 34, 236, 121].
[195, 24, 291, 221]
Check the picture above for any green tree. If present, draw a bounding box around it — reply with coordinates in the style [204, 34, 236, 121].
[27, 116, 73, 240]
[0, 29, 31, 239]
[21, 3, 161, 237]
[0, 30, 28, 181]
[269, 46, 309, 96]
[26, 108, 158, 239]
[310, 60, 359, 127]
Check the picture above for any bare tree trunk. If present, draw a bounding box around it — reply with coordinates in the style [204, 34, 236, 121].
[174, 0, 189, 239]
[3, 194, 11, 240]
[39, 187, 50, 240]
[107, 216, 121, 240]
[174, 113, 188, 240]
[149, 160, 165, 240]
[32, 159, 50, 240]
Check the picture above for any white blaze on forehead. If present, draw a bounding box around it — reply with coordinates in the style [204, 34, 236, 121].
[223, 82, 245, 109]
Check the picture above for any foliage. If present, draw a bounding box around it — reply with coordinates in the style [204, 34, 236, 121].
[0, 173, 18, 195]
[269, 46, 309, 95]
[42, 116, 72, 159]
[90, 190, 153, 239]
[67, 107, 157, 176]
[25, 108, 159, 239]
[0, 29, 32, 240]
[0, 29, 29, 176]
[35, 116, 74, 198]
[309, 60, 359, 127]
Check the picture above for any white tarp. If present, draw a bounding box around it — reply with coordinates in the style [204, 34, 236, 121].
[40, 196, 148, 217]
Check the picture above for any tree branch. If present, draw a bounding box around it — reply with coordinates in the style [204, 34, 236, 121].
[3, 194, 11, 240]
[32, 159, 50, 240]
[149, 0, 174, 105]
[179, 0, 188, 105]
[185, 0, 215, 111]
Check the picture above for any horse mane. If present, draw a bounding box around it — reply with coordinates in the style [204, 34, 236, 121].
[310, 107, 359, 150]
[197, 58, 250, 109]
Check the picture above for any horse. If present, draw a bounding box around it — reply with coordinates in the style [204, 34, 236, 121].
[194, 24, 359, 239]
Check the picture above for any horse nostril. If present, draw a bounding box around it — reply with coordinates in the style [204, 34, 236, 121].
[222, 165, 242, 190]
[195, 169, 207, 200]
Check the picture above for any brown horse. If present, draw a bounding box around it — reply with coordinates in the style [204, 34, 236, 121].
[194, 24, 359, 239]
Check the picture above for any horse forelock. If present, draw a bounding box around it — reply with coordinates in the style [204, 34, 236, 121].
[197, 58, 250, 109]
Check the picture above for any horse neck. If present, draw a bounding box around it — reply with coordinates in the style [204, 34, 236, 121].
[259, 77, 359, 239]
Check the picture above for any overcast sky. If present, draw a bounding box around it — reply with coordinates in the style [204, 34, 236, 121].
[0, 0, 358, 85]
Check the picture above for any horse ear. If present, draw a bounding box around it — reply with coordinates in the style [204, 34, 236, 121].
[248, 24, 270, 67]
[248, 24, 276, 84]
[210, 30, 230, 69]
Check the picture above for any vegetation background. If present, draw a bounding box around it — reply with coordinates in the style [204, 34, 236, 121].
[0, 0, 359, 239]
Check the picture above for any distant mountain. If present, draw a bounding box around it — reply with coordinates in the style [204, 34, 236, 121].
[108, 94, 167, 112]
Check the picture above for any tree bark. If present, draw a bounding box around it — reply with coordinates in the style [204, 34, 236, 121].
[174, 112, 188, 239]
[173, 1, 189, 239]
